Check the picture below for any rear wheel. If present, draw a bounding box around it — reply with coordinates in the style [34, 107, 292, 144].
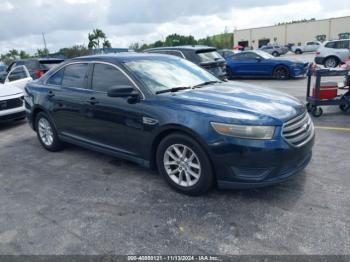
[340, 104, 350, 112]
[295, 49, 302, 55]
[324, 57, 339, 68]
[156, 133, 214, 196]
[273, 66, 290, 80]
[272, 51, 279, 57]
[35, 112, 62, 152]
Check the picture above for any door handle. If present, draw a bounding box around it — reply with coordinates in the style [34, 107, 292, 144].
[87, 97, 99, 105]
[48, 91, 55, 98]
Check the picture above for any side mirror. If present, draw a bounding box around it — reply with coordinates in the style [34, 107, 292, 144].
[107, 85, 140, 102]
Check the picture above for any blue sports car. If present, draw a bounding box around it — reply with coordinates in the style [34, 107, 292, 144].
[225, 50, 309, 80]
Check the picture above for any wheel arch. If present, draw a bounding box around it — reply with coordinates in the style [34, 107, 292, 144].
[324, 55, 340, 66]
[273, 64, 291, 74]
[31, 106, 56, 132]
[149, 124, 214, 172]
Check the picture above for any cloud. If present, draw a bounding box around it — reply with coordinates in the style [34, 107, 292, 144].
[0, 0, 349, 54]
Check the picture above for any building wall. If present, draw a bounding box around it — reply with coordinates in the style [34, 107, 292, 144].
[234, 16, 350, 49]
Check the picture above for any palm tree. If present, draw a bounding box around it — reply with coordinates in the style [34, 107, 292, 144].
[88, 29, 110, 50]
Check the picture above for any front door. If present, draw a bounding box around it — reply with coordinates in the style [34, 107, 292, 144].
[84, 62, 146, 158]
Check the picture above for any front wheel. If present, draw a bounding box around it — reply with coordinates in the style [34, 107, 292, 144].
[272, 51, 279, 57]
[156, 133, 214, 196]
[35, 112, 63, 152]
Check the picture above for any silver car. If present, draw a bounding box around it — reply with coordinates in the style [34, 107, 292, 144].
[259, 45, 288, 57]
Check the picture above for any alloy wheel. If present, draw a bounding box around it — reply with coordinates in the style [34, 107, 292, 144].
[274, 67, 288, 79]
[163, 144, 201, 187]
[324, 57, 338, 68]
[38, 117, 54, 146]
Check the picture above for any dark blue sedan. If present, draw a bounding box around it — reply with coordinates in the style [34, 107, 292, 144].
[24, 53, 314, 195]
[226, 50, 309, 80]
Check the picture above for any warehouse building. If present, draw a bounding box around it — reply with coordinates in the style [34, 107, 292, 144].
[234, 16, 350, 49]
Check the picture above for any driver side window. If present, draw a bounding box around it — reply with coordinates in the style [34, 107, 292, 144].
[91, 63, 134, 93]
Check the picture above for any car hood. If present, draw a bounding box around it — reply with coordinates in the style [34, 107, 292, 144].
[164, 82, 305, 124]
[0, 83, 23, 98]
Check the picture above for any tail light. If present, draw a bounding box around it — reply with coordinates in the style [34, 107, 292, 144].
[316, 51, 320, 56]
[35, 70, 44, 78]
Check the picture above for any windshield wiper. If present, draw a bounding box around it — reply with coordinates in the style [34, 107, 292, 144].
[155, 86, 191, 95]
[193, 81, 221, 89]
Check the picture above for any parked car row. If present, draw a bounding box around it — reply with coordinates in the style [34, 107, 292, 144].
[259, 45, 288, 57]
[0, 58, 64, 83]
[144, 46, 227, 80]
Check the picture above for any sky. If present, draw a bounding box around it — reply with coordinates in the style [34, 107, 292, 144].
[0, 0, 349, 54]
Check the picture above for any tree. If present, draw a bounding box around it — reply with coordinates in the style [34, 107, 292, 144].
[58, 45, 90, 58]
[88, 29, 112, 50]
[19, 50, 31, 59]
[36, 48, 49, 57]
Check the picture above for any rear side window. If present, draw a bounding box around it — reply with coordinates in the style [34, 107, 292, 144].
[92, 63, 133, 93]
[40, 60, 64, 70]
[197, 50, 222, 63]
[326, 40, 350, 49]
[233, 52, 260, 60]
[16, 60, 39, 71]
[62, 63, 89, 89]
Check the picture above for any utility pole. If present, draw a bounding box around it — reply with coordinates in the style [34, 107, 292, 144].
[42, 32, 47, 51]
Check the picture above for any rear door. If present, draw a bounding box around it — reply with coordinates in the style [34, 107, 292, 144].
[46, 63, 92, 138]
[84, 62, 145, 157]
[5, 66, 32, 90]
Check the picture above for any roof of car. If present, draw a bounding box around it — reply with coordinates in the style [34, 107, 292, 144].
[145, 45, 217, 52]
[15, 58, 64, 62]
[70, 52, 178, 62]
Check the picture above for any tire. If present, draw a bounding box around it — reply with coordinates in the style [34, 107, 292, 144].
[324, 57, 339, 68]
[272, 51, 279, 57]
[273, 66, 290, 80]
[35, 112, 63, 152]
[340, 104, 350, 112]
[295, 49, 302, 55]
[156, 133, 214, 196]
[311, 106, 323, 117]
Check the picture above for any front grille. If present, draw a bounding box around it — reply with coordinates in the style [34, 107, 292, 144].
[282, 111, 314, 147]
[0, 97, 23, 111]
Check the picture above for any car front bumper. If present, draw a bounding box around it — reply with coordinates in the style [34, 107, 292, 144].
[209, 135, 315, 189]
[0, 110, 26, 122]
[291, 64, 309, 77]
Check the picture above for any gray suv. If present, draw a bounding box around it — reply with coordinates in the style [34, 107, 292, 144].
[144, 46, 227, 79]
[259, 45, 288, 57]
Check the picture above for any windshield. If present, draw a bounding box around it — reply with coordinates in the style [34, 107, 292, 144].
[254, 50, 274, 59]
[125, 58, 218, 94]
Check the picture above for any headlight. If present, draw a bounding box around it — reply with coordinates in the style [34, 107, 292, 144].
[291, 63, 302, 68]
[211, 122, 275, 140]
